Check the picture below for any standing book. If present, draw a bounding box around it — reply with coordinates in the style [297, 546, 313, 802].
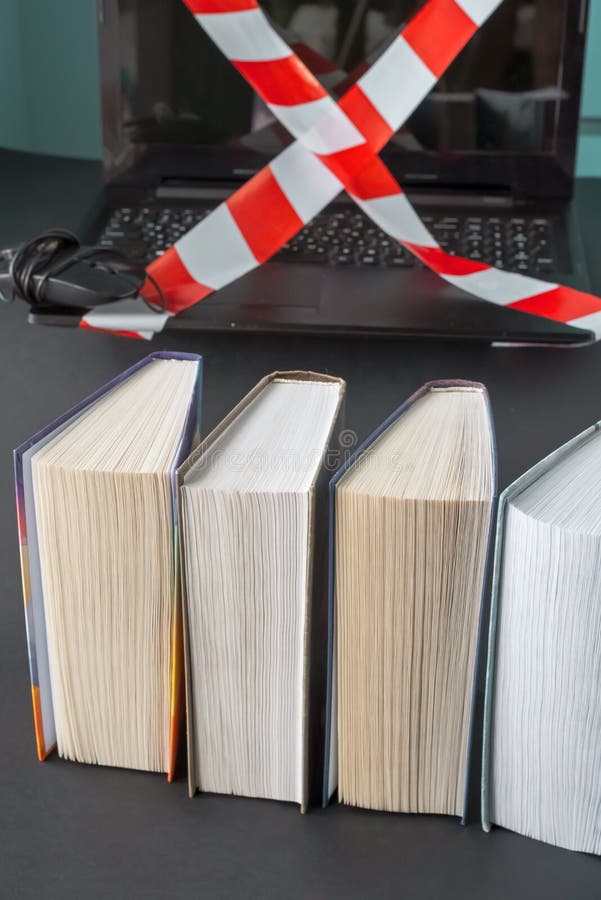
[324, 381, 496, 820]
[482, 422, 601, 854]
[15, 352, 202, 777]
[178, 371, 345, 811]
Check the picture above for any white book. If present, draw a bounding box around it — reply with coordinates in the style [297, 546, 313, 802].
[178, 371, 345, 811]
[483, 422, 601, 854]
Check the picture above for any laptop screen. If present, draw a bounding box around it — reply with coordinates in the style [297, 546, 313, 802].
[101, 0, 584, 196]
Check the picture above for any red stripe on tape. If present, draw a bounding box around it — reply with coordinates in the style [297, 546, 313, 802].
[322, 146, 402, 200]
[338, 85, 394, 151]
[508, 285, 601, 322]
[146, 247, 213, 314]
[234, 56, 327, 106]
[227, 166, 304, 263]
[79, 321, 145, 340]
[405, 244, 490, 276]
[404, 0, 477, 78]
[184, 0, 258, 12]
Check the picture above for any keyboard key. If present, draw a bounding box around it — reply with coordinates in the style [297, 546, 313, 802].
[384, 249, 414, 267]
[119, 240, 149, 259]
[103, 225, 142, 239]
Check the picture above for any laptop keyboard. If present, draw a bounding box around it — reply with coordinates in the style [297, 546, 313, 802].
[100, 205, 559, 277]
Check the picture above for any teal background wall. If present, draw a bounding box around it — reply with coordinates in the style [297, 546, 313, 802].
[578, 0, 601, 174]
[1, 0, 600, 174]
[0, 0, 101, 159]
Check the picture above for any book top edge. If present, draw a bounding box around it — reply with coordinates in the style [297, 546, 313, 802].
[177, 371, 346, 485]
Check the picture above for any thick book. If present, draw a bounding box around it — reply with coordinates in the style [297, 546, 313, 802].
[323, 381, 496, 820]
[482, 423, 601, 854]
[15, 352, 202, 778]
[178, 371, 345, 812]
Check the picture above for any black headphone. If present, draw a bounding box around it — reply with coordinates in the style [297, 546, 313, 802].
[0, 229, 166, 314]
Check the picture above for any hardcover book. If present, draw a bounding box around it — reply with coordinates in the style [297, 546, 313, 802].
[15, 352, 202, 778]
[482, 422, 601, 854]
[178, 371, 345, 811]
[324, 380, 496, 820]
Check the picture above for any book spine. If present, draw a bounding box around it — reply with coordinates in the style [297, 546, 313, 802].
[14, 449, 56, 762]
[167, 357, 203, 781]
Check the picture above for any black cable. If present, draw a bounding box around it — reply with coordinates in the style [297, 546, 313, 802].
[0, 229, 167, 313]
[3, 229, 78, 305]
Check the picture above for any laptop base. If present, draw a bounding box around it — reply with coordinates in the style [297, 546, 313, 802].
[29, 261, 592, 345]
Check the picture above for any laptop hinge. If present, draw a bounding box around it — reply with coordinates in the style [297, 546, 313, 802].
[156, 181, 531, 210]
[404, 189, 515, 209]
[156, 182, 238, 201]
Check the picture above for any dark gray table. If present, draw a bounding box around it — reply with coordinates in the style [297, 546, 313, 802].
[2, 149, 600, 900]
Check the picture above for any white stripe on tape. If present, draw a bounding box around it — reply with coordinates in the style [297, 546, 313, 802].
[301, 102, 366, 155]
[270, 143, 342, 223]
[82, 299, 172, 334]
[176, 204, 257, 288]
[356, 194, 439, 248]
[268, 96, 337, 140]
[358, 36, 436, 133]
[455, 0, 503, 27]
[444, 268, 558, 306]
[196, 8, 290, 62]
[568, 310, 601, 341]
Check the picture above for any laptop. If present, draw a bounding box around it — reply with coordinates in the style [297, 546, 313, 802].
[34, 0, 593, 343]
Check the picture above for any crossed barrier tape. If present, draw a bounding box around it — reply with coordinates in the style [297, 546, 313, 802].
[81, 0, 601, 342]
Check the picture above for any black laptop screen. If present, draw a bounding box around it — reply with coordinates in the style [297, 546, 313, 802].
[102, 0, 581, 193]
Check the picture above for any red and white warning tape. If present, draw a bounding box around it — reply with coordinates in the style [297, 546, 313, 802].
[81, 0, 601, 342]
